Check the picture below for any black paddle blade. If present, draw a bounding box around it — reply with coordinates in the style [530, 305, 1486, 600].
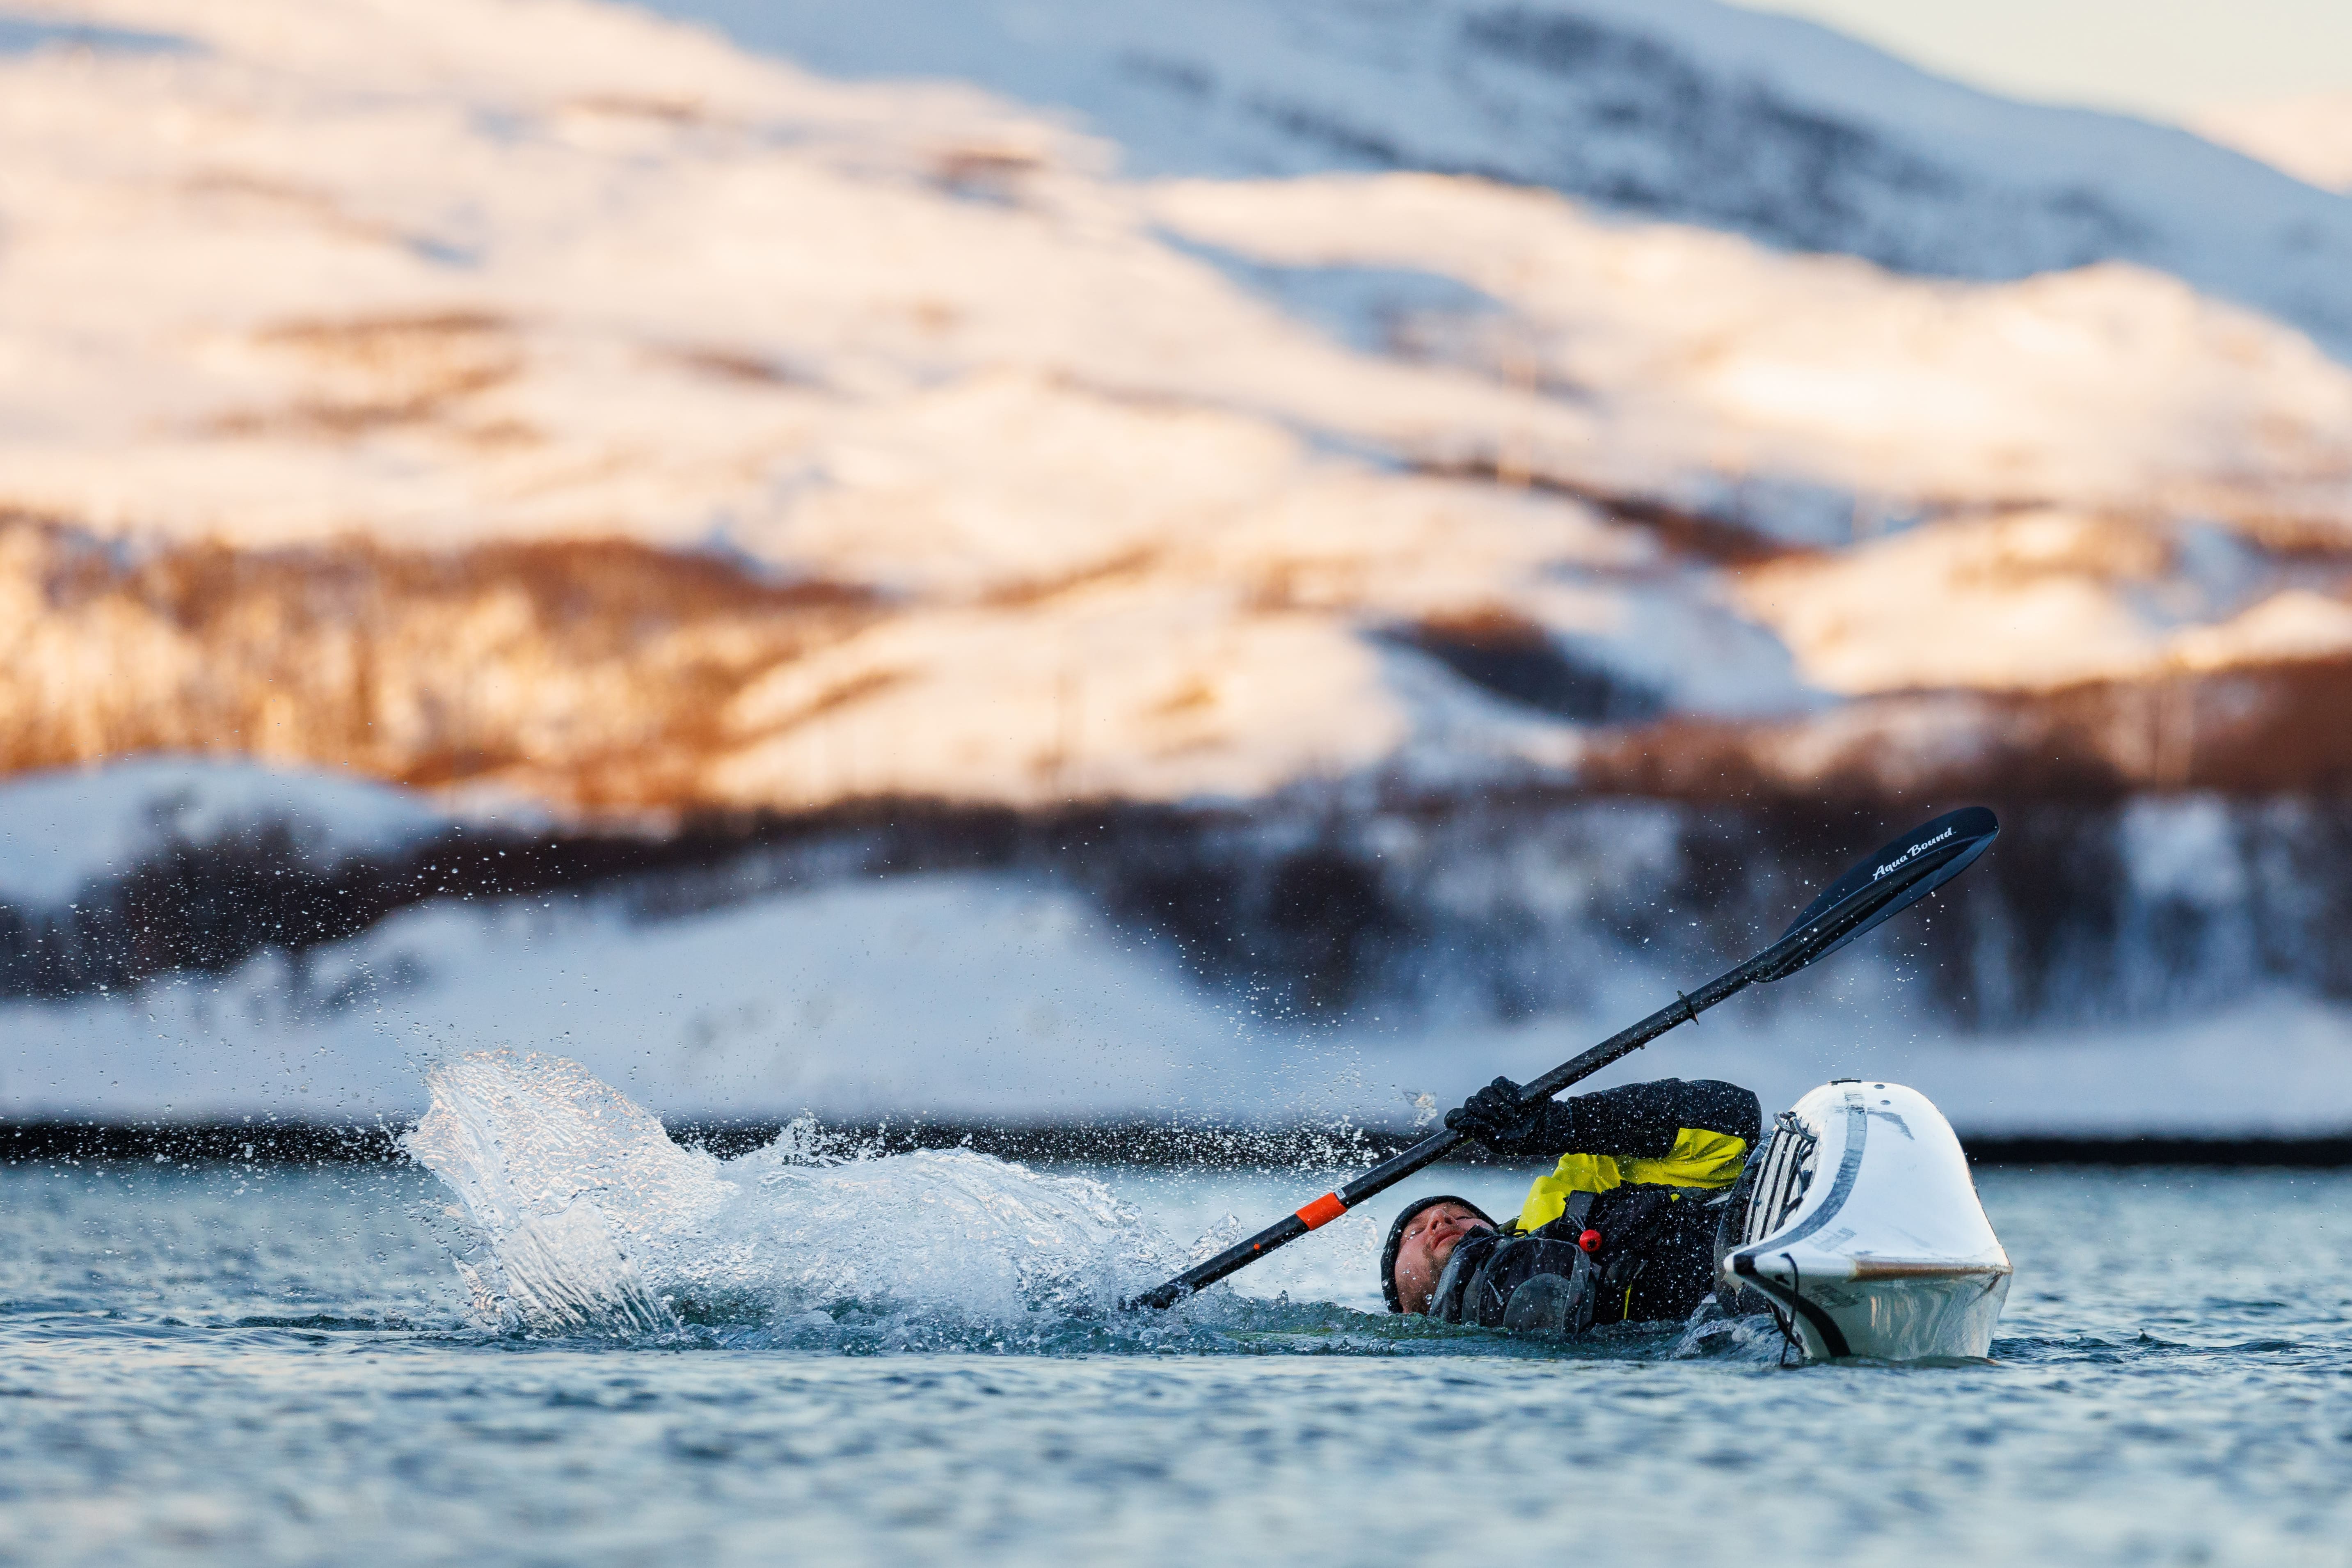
[1753, 806, 1998, 983]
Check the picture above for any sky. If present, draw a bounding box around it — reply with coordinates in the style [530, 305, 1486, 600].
[1725, 0, 2352, 121]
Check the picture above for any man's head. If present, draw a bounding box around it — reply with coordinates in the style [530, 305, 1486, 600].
[1381, 1195, 1496, 1314]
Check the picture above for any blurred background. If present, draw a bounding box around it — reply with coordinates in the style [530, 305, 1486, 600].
[4, 0, 2352, 1148]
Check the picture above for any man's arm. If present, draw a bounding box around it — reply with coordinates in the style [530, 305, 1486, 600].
[1553, 1078, 1760, 1158]
[1445, 1076, 1760, 1162]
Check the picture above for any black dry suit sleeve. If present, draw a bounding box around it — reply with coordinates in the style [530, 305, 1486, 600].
[1557, 1079, 1762, 1158]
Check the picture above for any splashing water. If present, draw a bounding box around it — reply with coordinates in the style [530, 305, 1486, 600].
[404, 1050, 1196, 1346]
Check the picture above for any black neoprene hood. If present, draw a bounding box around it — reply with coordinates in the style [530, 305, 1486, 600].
[1380, 1195, 1495, 1313]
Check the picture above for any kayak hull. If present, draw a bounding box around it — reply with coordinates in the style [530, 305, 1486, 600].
[1721, 1080, 2011, 1362]
[1729, 1254, 2012, 1362]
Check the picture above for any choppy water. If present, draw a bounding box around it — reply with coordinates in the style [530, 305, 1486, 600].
[4, 1059, 2350, 1565]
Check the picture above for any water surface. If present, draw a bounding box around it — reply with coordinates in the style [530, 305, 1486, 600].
[3, 1151, 2349, 1566]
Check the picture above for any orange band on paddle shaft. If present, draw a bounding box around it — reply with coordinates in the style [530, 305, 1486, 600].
[1295, 1193, 1347, 1229]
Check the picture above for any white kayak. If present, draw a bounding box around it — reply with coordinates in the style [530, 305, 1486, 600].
[1720, 1080, 2011, 1361]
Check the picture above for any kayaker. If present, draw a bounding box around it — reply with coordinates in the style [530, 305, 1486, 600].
[1381, 1076, 1761, 1331]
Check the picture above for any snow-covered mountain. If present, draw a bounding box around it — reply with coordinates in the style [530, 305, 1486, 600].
[7, 0, 2352, 1126]
[662, 0, 2352, 357]
[6, 0, 2352, 817]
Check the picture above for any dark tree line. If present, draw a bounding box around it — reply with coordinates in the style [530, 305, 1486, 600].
[8, 787, 2352, 1032]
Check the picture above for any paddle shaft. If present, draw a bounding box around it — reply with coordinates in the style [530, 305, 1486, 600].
[1124, 953, 1768, 1311]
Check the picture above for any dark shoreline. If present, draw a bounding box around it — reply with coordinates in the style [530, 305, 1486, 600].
[7, 1119, 2352, 1169]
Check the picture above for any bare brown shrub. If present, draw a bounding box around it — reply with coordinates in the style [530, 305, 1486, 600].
[1579, 657, 2352, 805]
[0, 515, 879, 810]
[210, 311, 523, 436]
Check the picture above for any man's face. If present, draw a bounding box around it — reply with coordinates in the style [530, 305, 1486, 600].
[1392, 1202, 1494, 1316]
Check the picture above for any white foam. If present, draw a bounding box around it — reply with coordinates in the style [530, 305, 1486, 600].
[405, 1048, 1185, 1337]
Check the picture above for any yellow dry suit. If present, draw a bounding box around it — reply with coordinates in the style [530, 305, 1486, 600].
[1504, 1078, 1760, 1325]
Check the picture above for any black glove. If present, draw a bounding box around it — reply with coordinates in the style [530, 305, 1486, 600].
[1444, 1076, 1577, 1159]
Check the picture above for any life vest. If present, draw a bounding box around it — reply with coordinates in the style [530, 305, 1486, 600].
[1430, 1127, 1753, 1332]
[1513, 1126, 1753, 1231]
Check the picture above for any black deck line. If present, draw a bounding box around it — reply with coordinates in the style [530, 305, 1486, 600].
[9, 1119, 2352, 1168]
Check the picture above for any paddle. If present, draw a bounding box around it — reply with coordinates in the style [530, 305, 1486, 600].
[1125, 805, 1999, 1311]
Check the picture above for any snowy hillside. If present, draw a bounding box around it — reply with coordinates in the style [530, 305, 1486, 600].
[665, 0, 2352, 357]
[2197, 94, 2352, 194]
[13, 848, 2352, 1139]
[5, 0, 2352, 815]
[0, 758, 452, 908]
[7, 752, 2352, 1134]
